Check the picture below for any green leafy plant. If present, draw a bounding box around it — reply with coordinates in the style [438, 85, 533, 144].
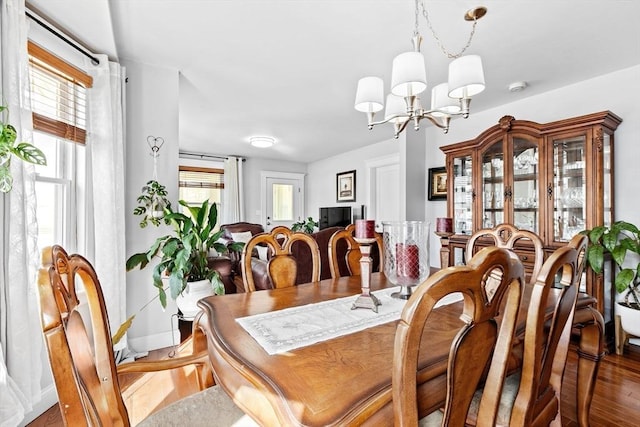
[291, 216, 318, 234]
[132, 179, 172, 227]
[583, 220, 640, 308]
[0, 105, 46, 192]
[126, 200, 244, 308]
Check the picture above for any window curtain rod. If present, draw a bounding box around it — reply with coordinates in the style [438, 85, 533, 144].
[25, 9, 100, 65]
[179, 151, 246, 162]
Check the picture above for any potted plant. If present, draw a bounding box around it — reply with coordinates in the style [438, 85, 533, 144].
[132, 179, 172, 227]
[292, 216, 318, 234]
[0, 105, 46, 192]
[583, 220, 640, 346]
[126, 199, 243, 316]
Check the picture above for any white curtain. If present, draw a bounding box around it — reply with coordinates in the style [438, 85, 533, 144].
[84, 56, 128, 348]
[0, 0, 43, 424]
[223, 156, 244, 223]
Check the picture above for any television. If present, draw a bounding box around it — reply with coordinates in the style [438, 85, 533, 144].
[319, 206, 352, 229]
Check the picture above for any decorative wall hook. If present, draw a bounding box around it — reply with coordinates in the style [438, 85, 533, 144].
[147, 135, 165, 158]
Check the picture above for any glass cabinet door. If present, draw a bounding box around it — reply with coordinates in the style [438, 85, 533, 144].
[452, 155, 473, 234]
[553, 135, 586, 242]
[481, 140, 504, 229]
[512, 137, 540, 233]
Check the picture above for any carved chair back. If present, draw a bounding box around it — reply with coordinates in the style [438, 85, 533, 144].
[38, 245, 130, 425]
[509, 236, 584, 426]
[466, 223, 544, 285]
[393, 246, 525, 427]
[241, 226, 321, 292]
[328, 224, 384, 278]
[37, 245, 213, 426]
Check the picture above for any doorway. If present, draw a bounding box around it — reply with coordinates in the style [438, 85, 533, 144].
[260, 171, 305, 231]
[366, 154, 401, 232]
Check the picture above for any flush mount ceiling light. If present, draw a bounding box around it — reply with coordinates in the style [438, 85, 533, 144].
[249, 136, 275, 148]
[354, 0, 487, 138]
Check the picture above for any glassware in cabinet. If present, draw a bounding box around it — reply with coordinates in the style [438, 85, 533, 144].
[553, 135, 586, 242]
[452, 155, 473, 234]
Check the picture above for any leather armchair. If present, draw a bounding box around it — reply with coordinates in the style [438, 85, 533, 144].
[220, 222, 265, 291]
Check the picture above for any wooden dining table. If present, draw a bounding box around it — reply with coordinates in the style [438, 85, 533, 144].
[197, 272, 604, 426]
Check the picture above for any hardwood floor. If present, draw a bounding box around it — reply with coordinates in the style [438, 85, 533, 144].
[28, 342, 640, 426]
[27, 346, 202, 427]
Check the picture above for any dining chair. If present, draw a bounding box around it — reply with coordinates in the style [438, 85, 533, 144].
[37, 245, 249, 426]
[462, 235, 586, 427]
[328, 223, 384, 278]
[564, 233, 606, 427]
[466, 223, 544, 285]
[393, 246, 525, 427]
[240, 226, 321, 292]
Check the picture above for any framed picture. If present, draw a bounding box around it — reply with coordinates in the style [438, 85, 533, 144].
[336, 170, 356, 202]
[428, 167, 447, 201]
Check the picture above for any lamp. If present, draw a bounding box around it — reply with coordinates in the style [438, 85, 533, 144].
[354, 0, 487, 138]
[249, 136, 275, 148]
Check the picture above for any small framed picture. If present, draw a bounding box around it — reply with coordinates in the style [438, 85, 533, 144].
[428, 167, 447, 201]
[336, 170, 356, 202]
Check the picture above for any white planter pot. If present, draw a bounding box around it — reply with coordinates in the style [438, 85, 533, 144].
[616, 301, 640, 337]
[175, 279, 215, 320]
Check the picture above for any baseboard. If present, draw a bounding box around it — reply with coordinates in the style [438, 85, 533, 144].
[19, 384, 58, 426]
[129, 329, 181, 353]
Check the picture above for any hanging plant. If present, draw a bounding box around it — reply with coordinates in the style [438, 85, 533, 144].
[0, 105, 46, 192]
[132, 179, 172, 227]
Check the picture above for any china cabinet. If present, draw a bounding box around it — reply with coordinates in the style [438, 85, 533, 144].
[439, 111, 622, 322]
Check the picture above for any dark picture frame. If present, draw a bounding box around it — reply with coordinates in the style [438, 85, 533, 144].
[336, 170, 356, 202]
[428, 167, 447, 201]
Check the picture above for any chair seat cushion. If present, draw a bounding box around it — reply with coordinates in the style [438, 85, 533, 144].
[137, 385, 257, 427]
[419, 372, 520, 427]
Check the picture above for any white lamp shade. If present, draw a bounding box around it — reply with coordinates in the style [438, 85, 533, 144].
[355, 77, 384, 112]
[448, 55, 485, 99]
[384, 94, 409, 124]
[390, 51, 427, 97]
[431, 83, 461, 115]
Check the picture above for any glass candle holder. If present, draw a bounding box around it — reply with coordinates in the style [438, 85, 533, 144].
[382, 221, 431, 299]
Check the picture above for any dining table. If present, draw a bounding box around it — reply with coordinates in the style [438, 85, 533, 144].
[197, 272, 604, 426]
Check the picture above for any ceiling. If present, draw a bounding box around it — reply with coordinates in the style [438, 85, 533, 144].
[27, 1, 640, 163]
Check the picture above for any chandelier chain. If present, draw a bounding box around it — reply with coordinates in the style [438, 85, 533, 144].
[418, 0, 479, 59]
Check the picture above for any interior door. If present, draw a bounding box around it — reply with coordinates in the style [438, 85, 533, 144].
[372, 162, 400, 232]
[263, 173, 304, 231]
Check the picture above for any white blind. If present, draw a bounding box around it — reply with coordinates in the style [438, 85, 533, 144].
[28, 41, 90, 144]
[179, 169, 224, 189]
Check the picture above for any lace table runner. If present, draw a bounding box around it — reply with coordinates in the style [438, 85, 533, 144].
[236, 287, 463, 355]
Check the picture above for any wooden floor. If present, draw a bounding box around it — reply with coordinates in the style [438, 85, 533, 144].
[28, 342, 640, 426]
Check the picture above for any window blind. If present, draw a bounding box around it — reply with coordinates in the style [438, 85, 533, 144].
[179, 168, 225, 189]
[27, 41, 91, 144]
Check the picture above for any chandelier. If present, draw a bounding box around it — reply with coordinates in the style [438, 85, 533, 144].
[354, 0, 487, 138]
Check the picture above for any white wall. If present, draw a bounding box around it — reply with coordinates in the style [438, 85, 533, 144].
[308, 65, 640, 267]
[307, 138, 399, 222]
[123, 59, 181, 351]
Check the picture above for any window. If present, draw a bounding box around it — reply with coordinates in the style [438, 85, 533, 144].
[178, 166, 224, 228]
[28, 41, 90, 252]
[271, 183, 293, 221]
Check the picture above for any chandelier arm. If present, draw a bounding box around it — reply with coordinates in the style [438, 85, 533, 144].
[421, 114, 451, 133]
[368, 114, 411, 128]
[394, 118, 412, 139]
